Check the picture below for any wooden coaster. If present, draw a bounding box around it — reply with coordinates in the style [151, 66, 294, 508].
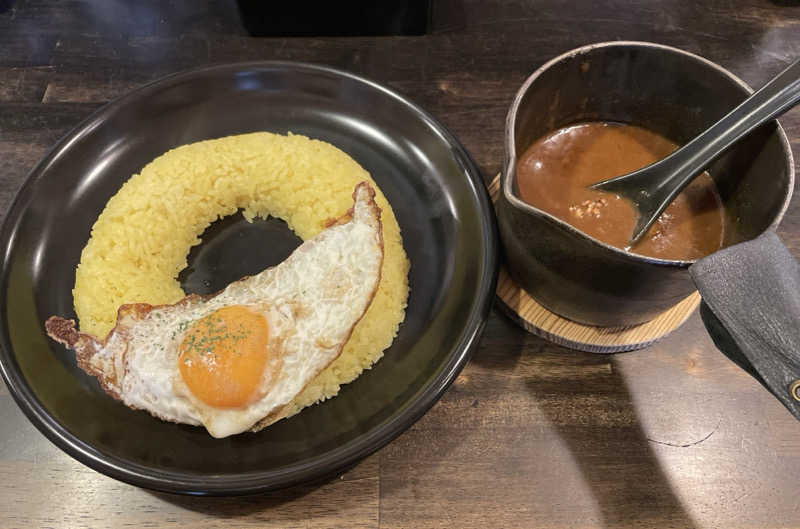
[489, 175, 700, 353]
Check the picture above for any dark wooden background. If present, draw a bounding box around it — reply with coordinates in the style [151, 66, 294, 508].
[1, 1, 799, 527]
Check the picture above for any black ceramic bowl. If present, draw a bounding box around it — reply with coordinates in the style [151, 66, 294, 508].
[498, 41, 794, 327]
[0, 62, 498, 495]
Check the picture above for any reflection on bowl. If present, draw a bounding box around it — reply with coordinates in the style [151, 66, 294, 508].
[498, 41, 794, 327]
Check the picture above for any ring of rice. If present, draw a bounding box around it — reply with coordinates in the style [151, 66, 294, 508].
[73, 132, 410, 419]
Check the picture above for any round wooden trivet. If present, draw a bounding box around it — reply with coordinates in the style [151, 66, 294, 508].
[488, 175, 700, 353]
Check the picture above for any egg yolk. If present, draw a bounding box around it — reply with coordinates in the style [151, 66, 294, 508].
[178, 306, 269, 408]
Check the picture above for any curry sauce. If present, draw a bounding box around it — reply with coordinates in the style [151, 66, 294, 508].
[515, 122, 725, 260]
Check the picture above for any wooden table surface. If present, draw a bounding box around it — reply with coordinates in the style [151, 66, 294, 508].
[2, 1, 799, 528]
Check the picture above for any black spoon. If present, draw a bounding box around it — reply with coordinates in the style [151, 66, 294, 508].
[591, 58, 800, 246]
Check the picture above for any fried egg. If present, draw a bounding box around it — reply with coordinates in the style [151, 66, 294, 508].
[45, 182, 384, 438]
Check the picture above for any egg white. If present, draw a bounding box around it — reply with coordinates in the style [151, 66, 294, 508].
[47, 183, 383, 438]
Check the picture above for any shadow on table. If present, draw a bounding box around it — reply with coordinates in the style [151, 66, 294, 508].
[146, 468, 355, 518]
[465, 309, 697, 526]
[521, 341, 698, 528]
[148, 486, 309, 517]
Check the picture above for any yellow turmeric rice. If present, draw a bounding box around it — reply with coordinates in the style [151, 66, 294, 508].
[73, 132, 409, 418]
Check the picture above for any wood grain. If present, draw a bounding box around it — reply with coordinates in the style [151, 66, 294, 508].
[0, 398, 379, 528]
[1, 1, 800, 528]
[497, 267, 701, 353]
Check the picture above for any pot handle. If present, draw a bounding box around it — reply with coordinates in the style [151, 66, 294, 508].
[690, 231, 800, 420]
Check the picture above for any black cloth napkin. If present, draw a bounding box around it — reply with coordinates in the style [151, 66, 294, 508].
[690, 230, 800, 419]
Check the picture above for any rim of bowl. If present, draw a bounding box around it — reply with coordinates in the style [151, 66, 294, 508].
[0, 60, 499, 495]
[502, 40, 795, 267]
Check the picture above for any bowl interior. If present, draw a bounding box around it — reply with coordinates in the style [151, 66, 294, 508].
[0, 63, 496, 493]
[508, 42, 793, 253]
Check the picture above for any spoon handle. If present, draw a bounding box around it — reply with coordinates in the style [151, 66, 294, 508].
[663, 58, 800, 192]
[624, 58, 800, 244]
